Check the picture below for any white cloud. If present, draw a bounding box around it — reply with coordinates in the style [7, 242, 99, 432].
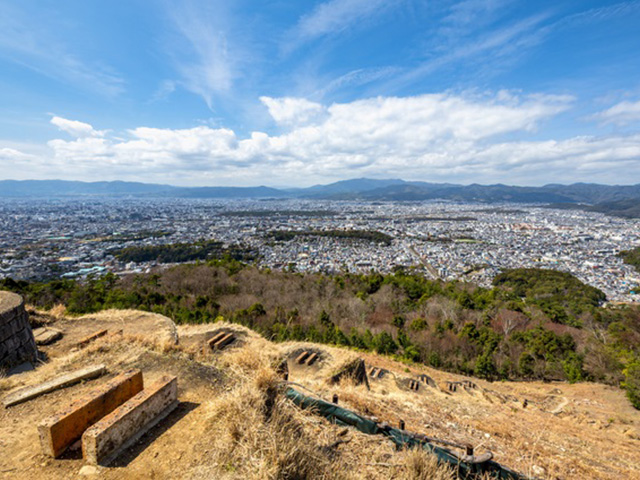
[593, 100, 640, 125]
[0, 147, 34, 163]
[50, 116, 105, 138]
[260, 97, 326, 127]
[38, 91, 640, 186]
[286, 0, 400, 52]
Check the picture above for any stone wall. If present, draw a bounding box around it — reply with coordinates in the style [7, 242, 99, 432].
[0, 291, 38, 370]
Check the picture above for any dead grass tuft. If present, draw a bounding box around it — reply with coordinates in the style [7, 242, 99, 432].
[48, 303, 67, 319]
[396, 448, 456, 480]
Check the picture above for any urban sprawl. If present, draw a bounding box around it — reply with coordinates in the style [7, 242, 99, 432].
[1, 198, 639, 303]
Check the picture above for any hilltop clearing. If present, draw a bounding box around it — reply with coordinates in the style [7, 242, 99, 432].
[0, 310, 638, 479]
[4, 262, 640, 407]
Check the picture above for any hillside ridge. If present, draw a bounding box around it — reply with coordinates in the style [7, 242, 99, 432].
[0, 307, 638, 479]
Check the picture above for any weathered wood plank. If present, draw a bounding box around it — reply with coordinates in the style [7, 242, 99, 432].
[76, 329, 108, 348]
[3, 364, 107, 408]
[213, 333, 235, 350]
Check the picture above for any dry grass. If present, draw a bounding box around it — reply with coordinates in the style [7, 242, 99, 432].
[48, 303, 67, 319]
[396, 449, 456, 480]
[3, 311, 638, 480]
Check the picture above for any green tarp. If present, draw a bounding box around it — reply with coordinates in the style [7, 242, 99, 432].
[285, 387, 530, 480]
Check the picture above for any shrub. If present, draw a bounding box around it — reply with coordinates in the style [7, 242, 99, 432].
[623, 360, 640, 409]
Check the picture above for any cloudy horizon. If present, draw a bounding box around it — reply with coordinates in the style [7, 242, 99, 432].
[1, 1, 640, 187]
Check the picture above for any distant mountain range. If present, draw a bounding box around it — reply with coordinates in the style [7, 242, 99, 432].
[1, 178, 639, 217]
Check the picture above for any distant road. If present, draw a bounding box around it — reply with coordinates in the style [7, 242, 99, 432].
[407, 244, 440, 279]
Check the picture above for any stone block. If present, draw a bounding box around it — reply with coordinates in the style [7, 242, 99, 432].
[82, 376, 178, 465]
[38, 370, 143, 458]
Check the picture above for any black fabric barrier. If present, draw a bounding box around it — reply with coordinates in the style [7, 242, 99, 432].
[285, 387, 531, 480]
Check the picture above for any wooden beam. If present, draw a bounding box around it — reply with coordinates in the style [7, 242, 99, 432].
[3, 364, 107, 408]
[295, 351, 310, 364]
[213, 333, 235, 350]
[305, 352, 318, 366]
[38, 370, 143, 458]
[206, 331, 227, 349]
[76, 329, 108, 348]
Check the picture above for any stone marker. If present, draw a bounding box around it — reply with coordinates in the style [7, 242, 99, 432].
[38, 370, 143, 458]
[82, 375, 178, 465]
[3, 364, 106, 408]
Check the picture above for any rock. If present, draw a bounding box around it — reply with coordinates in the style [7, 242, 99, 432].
[7, 362, 34, 375]
[532, 465, 546, 476]
[33, 327, 63, 346]
[79, 465, 100, 475]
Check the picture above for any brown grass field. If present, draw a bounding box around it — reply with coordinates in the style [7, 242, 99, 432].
[0, 310, 638, 479]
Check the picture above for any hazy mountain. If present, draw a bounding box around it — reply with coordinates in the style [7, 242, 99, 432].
[0, 180, 175, 197]
[549, 197, 640, 219]
[294, 178, 407, 197]
[2, 178, 640, 206]
[170, 186, 288, 198]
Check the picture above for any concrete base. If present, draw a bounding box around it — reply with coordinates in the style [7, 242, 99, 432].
[38, 370, 143, 458]
[82, 376, 178, 466]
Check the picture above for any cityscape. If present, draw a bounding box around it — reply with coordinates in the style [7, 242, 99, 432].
[1, 197, 638, 303]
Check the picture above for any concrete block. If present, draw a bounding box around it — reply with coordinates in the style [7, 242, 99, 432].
[38, 370, 143, 458]
[82, 376, 178, 465]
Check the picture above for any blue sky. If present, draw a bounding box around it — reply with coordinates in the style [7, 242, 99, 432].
[1, 0, 640, 186]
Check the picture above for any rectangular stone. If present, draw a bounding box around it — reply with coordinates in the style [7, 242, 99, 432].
[82, 376, 178, 466]
[3, 364, 107, 408]
[38, 369, 143, 458]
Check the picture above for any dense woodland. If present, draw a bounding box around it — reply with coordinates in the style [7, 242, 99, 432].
[619, 247, 640, 274]
[2, 262, 639, 409]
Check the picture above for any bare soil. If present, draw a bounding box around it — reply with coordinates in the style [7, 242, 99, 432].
[0, 313, 638, 479]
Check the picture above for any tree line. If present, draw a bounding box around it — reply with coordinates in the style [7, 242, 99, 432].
[1, 261, 639, 409]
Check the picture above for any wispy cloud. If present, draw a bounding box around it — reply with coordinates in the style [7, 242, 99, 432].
[285, 0, 402, 53]
[162, 0, 248, 109]
[592, 100, 640, 125]
[0, 3, 124, 96]
[50, 116, 105, 138]
[382, 12, 553, 93]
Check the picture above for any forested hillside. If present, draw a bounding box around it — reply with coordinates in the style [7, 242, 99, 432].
[619, 247, 640, 273]
[2, 261, 639, 408]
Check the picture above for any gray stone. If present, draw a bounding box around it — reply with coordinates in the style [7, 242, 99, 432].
[7, 362, 34, 375]
[33, 327, 63, 346]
